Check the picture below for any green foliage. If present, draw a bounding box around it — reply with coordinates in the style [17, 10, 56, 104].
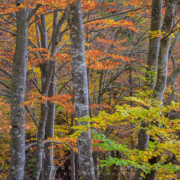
[72, 89, 180, 177]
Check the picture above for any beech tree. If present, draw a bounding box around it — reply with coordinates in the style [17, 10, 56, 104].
[68, 0, 95, 179]
[7, 2, 29, 179]
[6, 1, 41, 179]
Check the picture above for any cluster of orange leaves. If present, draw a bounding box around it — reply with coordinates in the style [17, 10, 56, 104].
[24, 92, 72, 110]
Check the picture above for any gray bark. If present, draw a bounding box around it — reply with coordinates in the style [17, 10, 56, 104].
[34, 10, 66, 179]
[134, 1, 162, 179]
[145, 1, 178, 180]
[167, 66, 180, 87]
[40, 12, 58, 180]
[41, 76, 56, 180]
[94, 151, 99, 180]
[68, 1, 95, 179]
[7, 2, 29, 180]
[153, 0, 178, 101]
[145, 0, 162, 89]
[41, 11, 66, 180]
[166, 30, 180, 87]
[168, 30, 180, 62]
[71, 152, 76, 180]
[34, 11, 59, 180]
[133, 122, 150, 180]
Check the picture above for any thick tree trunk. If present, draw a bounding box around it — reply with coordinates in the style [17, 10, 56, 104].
[7, 3, 29, 180]
[145, 0, 162, 89]
[68, 1, 95, 179]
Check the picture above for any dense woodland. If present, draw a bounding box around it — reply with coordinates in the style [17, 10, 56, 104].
[1, 0, 180, 180]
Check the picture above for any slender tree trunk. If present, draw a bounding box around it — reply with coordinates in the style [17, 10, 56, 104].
[34, 11, 59, 180]
[153, 0, 178, 101]
[94, 151, 99, 180]
[35, 10, 66, 179]
[68, 1, 95, 179]
[166, 30, 180, 86]
[40, 13, 58, 180]
[98, 70, 104, 112]
[145, 0, 163, 89]
[41, 74, 56, 180]
[75, 153, 79, 180]
[134, 1, 162, 179]
[168, 30, 180, 62]
[71, 152, 76, 180]
[145, 1, 178, 180]
[7, 2, 29, 180]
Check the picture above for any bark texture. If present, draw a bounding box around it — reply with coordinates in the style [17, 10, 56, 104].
[7, 2, 29, 180]
[41, 77, 56, 180]
[153, 0, 178, 101]
[146, 0, 162, 89]
[68, 1, 95, 179]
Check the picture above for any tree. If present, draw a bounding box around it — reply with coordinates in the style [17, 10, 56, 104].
[7, 1, 30, 179]
[68, 0, 96, 179]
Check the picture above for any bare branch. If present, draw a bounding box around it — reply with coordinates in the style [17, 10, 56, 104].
[83, 8, 142, 24]
[0, 93, 11, 97]
[0, 14, 16, 26]
[25, 105, 39, 128]
[27, 4, 42, 22]
[57, 38, 70, 51]
[25, 140, 70, 150]
[0, 80, 11, 89]
[28, 76, 42, 94]
[0, 28, 16, 36]
[0, 67, 12, 78]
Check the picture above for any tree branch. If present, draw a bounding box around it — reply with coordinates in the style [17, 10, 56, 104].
[27, 4, 42, 22]
[83, 8, 142, 24]
[0, 93, 11, 97]
[25, 105, 39, 128]
[0, 80, 11, 89]
[0, 67, 12, 78]
[0, 28, 16, 36]
[28, 76, 42, 94]
[25, 140, 70, 150]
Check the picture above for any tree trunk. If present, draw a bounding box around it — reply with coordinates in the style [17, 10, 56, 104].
[153, 0, 178, 101]
[71, 152, 76, 180]
[7, 2, 29, 180]
[34, 11, 59, 180]
[134, 1, 162, 179]
[145, 0, 162, 89]
[68, 1, 95, 179]
[41, 75, 56, 180]
[40, 12, 58, 180]
[145, 1, 178, 180]
[94, 151, 99, 180]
